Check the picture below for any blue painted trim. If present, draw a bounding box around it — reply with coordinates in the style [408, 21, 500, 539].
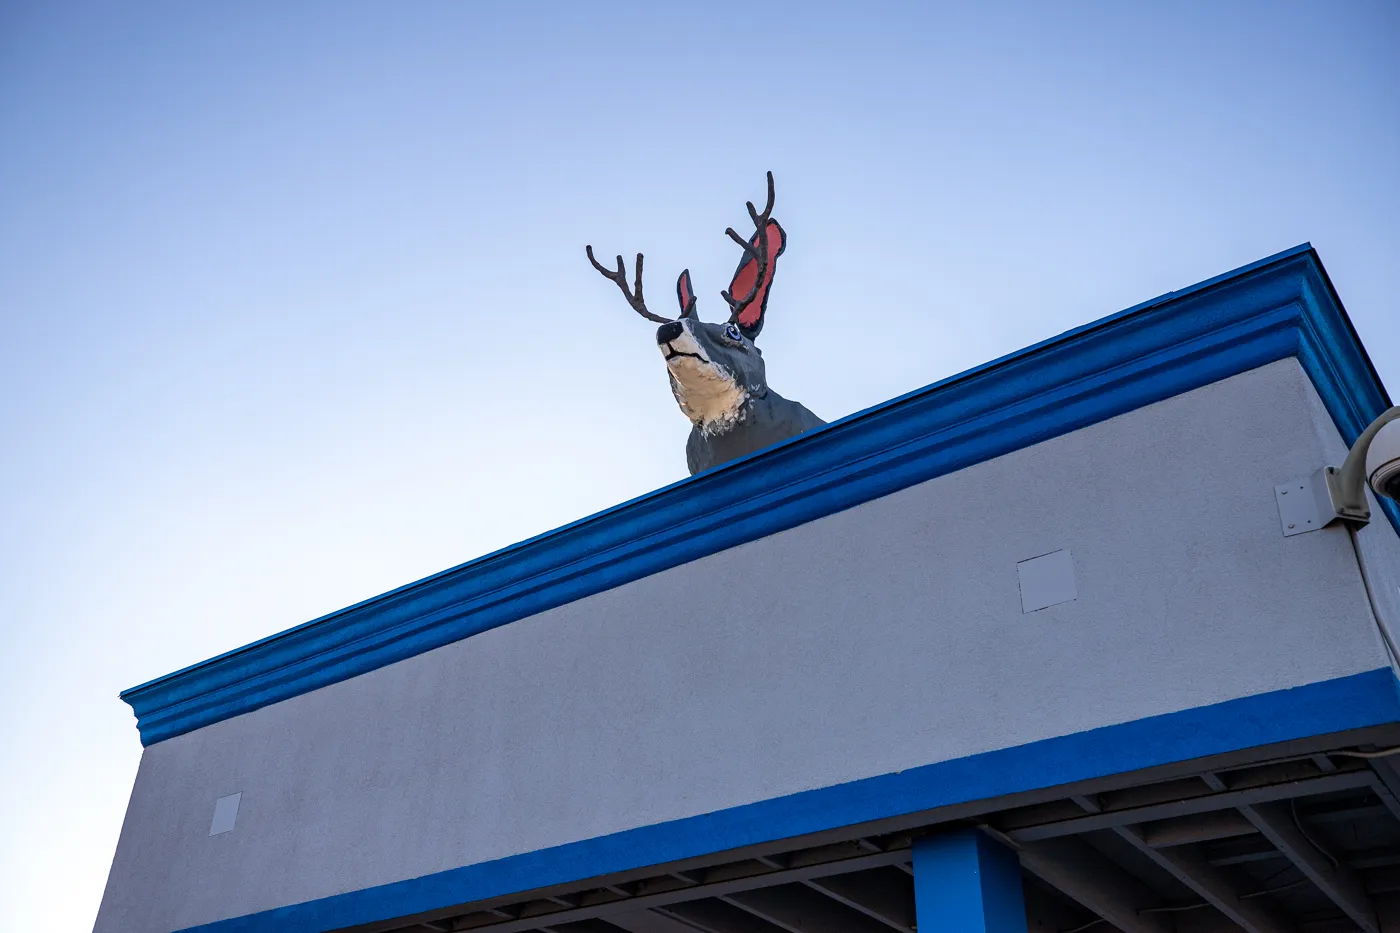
[174, 668, 1400, 933]
[122, 245, 1396, 746]
[913, 830, 1027, 933]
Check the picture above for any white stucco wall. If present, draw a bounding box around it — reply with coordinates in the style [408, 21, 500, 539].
[94, 359, 1397, 933]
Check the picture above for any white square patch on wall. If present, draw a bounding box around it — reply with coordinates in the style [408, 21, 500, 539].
[1017, 549, 1077, 613]
[209, 792, 241, 836]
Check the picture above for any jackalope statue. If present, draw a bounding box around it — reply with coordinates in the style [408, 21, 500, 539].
[587, 172, 825, 475]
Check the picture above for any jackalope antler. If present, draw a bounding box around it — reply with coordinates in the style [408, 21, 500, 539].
[719, 171, 776, 322]
[585, 246, 671, 324]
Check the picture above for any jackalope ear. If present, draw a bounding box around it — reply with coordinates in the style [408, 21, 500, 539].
[676, 269, 697, 319]
[726, 219, 786, 341]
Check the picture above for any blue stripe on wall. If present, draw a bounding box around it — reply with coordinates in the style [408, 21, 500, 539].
[120, 245, 1398, 747]
[176, 667, 1400, 933]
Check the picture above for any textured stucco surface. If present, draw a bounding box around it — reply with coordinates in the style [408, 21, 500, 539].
[95, 359, 1396, 933]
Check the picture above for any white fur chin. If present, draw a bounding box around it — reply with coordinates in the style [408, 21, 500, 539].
[667, 357, 747, 434]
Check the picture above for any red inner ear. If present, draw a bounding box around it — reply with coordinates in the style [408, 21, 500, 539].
[727, 221, 785, 330]
[676, 269, 694, 315]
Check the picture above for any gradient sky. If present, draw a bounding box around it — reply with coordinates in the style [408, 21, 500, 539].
[1, 2, 1397, 928]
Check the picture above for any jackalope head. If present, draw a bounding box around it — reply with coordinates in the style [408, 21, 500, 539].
[587, 172, 825, 475]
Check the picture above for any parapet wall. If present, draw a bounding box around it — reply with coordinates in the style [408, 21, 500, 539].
[94, 246, 1400, 933]
[97, 359, 1399, 933]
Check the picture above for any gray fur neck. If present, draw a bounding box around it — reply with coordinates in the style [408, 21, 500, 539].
[684, 388, 824, 474]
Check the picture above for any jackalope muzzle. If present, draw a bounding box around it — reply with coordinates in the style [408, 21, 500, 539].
[656, 321, 685, 344]
[658, 320, 710, 365]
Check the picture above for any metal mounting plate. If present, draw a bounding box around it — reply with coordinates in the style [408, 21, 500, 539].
[1275, 469, 1338, 537]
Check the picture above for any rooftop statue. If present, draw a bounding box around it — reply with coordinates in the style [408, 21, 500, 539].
[587, 172, 825, 475]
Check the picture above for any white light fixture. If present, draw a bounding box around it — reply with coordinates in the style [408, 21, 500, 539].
[1278, 407, 1400, 537]
[1322, 406, 1400, 525]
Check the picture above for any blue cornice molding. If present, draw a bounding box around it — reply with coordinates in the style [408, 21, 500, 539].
[121, 245, 1395, 746]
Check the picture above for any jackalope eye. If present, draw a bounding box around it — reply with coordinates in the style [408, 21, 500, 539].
[722, 322, 743, 343]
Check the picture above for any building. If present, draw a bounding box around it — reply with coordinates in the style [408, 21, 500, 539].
[96, 245, 1400, 933]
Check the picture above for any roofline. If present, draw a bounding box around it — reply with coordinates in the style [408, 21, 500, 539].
[121, 245, 1396, 745]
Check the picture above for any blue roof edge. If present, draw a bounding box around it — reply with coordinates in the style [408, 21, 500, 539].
[121, 245, 1396, 746]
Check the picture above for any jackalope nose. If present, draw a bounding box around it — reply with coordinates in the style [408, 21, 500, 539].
[655, 321, 685, 344]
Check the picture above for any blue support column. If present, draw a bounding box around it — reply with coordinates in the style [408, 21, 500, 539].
[912, 829, 1027, 933]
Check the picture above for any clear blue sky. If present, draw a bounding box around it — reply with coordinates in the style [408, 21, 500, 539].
[1, 2, 1396, 927]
